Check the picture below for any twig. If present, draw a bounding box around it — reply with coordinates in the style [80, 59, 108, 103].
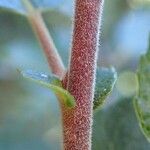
[22, 0, 65, 79]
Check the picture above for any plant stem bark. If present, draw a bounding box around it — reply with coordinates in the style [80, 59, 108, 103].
[61, 0, 104, 149]
[23, 0, 65, 78]
[28, 11, 65, 78]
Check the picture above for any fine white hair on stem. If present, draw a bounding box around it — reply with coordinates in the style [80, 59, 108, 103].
[62, 0, 105, 149]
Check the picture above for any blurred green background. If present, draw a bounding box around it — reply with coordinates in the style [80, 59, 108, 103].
[0, 0, 150, 149]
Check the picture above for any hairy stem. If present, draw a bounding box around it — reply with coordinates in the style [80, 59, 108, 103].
[61, 0, 104, 149]
[23, 0, 65, 78]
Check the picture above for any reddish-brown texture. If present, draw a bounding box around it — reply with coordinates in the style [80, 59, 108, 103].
[61, 0, 104, 149]
[28, 11, 65, 78]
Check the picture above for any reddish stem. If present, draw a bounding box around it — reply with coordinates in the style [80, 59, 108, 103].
[23, 0, 65, 78]
[61, 0, 104, 149]
[28, 11, 65, 78]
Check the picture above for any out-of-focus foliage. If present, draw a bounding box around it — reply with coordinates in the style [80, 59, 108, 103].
[116, 71, 138, 96]
[0, 0, 150, 149]
[0, 0, 63, 14]
[93, 98, 150, 150]
[93, 67, 117, 110]
[134, 39, 150, 142]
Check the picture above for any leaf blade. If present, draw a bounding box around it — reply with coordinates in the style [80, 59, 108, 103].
[93, 67, 117, 110]
[19, 69, 76, 108]
[0, 0, 63, 14]
[134, 37, 150, 142]
[0, 0, 25, 14]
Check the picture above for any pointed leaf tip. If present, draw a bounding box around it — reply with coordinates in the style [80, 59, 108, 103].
[19, 69, 76, 108]
[93, 67, 117, 111]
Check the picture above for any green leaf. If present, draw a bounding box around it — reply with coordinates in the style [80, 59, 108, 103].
[134, 37, 150, 142]
[93, 67, 117, 110]
[93, 98, 150, 150]
[0, 0, 25, 14]
[19, 69, 76, 108]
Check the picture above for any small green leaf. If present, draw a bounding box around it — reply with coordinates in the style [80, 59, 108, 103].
[134, 36, 150, 142]
[93, 67, 117, 110]
[19, 69, 76, 108]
